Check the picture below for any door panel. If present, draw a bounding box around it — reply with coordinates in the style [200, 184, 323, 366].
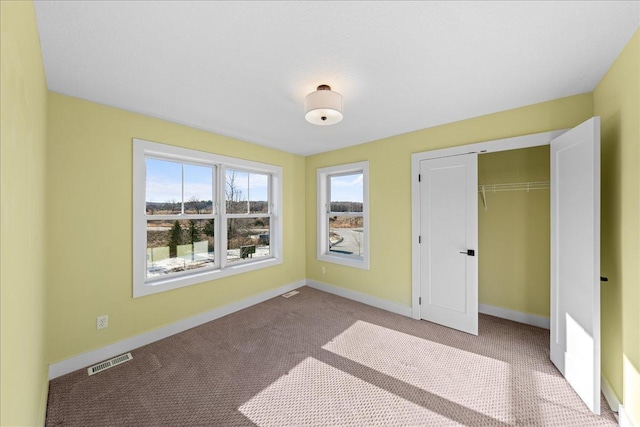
[550, 117, 600, 414]
[420, 154, 478, 335]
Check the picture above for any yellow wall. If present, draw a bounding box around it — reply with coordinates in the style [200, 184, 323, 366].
[46, 93, 306, 363]
[594, 29, 639, 424]
[0, 1, 49, 425]
[5, 4, 635, 422]
[478, 146, 550, 317]
[306, 93, 592, 307]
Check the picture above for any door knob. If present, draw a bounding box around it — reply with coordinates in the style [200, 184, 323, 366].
[459, 249, 475, 256]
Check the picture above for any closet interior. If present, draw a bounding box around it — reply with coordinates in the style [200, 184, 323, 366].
[477, 145, 551, 320]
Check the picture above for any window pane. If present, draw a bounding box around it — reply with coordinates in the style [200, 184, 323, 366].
[249, 173, 269, 213]
[226, 169, 248, 213]
[184, 164, 214, 214]
[226, 217, 270, 263]
[330, 173, 363, 212]
[328, 215, 364, 257]
[146, 219, 215, 278]
[146, 159, 182, 214]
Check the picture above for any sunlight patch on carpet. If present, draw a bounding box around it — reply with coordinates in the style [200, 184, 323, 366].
[239, 356, 459, 426]
[322, 320, 513, 422]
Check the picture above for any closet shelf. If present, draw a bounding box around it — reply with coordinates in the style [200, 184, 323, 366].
[478, 181, 549, 193]
[478, 181, 549, 210]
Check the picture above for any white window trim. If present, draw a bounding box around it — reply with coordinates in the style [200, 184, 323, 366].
[317, 161, 369, 270]
[133, 138, 283, 298]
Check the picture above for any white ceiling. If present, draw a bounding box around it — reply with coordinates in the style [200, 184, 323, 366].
[34, 1, 639, 156]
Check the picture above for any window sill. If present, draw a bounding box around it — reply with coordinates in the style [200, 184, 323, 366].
[133, 256, 282, 298]
[318, 253, 370, 270]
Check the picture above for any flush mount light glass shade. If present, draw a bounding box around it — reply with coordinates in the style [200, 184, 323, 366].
[304, 85, 343, 125]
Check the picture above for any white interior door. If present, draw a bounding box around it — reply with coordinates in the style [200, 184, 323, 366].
[550, 117, 601, 414]
[419, 154, 478, 335]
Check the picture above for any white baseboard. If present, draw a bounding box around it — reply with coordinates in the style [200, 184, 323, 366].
[305, 279, 412, 317]
[48, 280, 306, 379]
[619, 405, 637, 427]
[478, 304, 550, 329]
[601, 374, 621, 413]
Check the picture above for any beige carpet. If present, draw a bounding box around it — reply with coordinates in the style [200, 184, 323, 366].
[46, 286, 617, 426]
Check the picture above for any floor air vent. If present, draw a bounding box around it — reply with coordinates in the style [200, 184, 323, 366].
[281, 290, 299, 298]
[87, 352, 133, 376]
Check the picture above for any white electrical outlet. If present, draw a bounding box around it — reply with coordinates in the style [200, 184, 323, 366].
[321, 266, 326, 274]
[97, 315, 108, 330]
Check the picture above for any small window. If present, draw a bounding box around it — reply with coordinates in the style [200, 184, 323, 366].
[133, 139, 282, 297]
[317, 161, 369, 269]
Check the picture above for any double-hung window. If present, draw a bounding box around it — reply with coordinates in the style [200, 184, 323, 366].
[224, 169, 272, 264]
[317, 161, 369, 269]
[133, 139, 282, 297]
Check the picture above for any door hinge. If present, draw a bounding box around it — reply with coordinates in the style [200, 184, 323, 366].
[418, 235, 421, 243]
[418, 174, 421, 182]
[419, 297, 422, 305]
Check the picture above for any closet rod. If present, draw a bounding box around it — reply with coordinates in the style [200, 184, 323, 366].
[478, 181, 549, 193]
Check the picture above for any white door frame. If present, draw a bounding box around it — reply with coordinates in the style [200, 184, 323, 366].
[410, 129, 568, 319]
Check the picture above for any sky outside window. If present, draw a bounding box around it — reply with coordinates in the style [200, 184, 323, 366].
[226, 170, 270, 214]
[146, 159, 213, 204]
[146, 158, 182, 204]
[330, 173, 363, 203]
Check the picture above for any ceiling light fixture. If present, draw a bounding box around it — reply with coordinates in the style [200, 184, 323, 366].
[304, 84, 343, 125]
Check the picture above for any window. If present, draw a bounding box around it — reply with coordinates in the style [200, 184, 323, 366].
[317, 161, 369, 269]
[225, 169, 271, 264]
[133, 139, 282, 297]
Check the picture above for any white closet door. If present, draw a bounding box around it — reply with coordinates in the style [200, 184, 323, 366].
[550, 117, 601, 414]
[419, 154, 478, 335]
